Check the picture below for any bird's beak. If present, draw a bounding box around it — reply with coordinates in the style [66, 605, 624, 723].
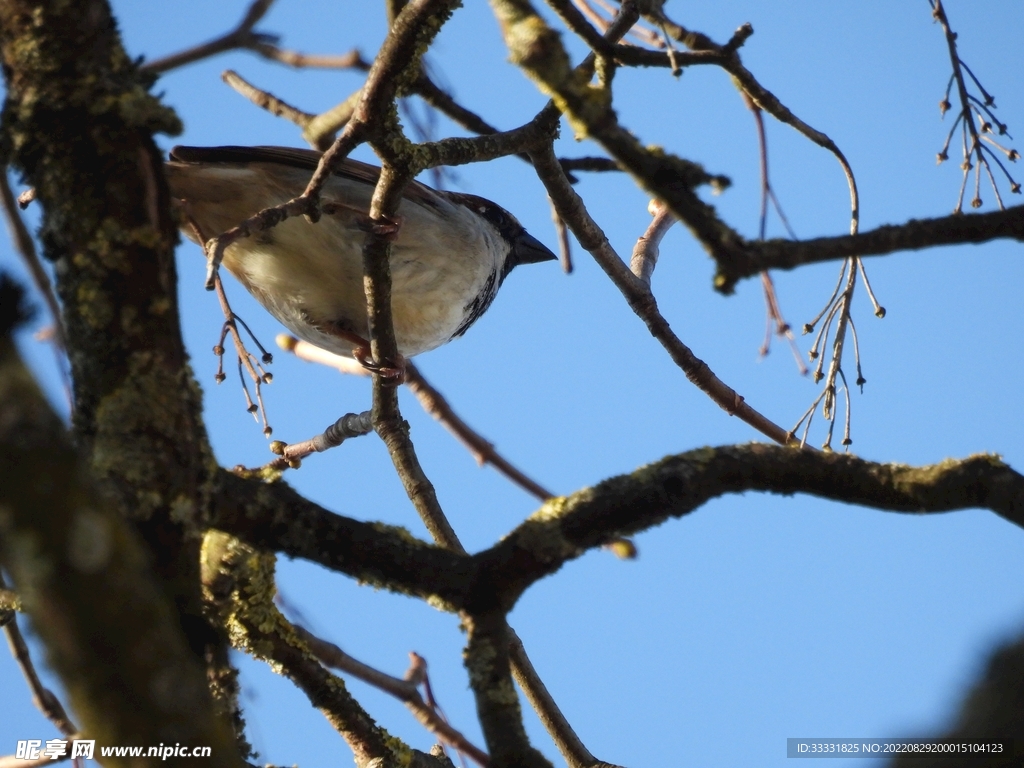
[512, 231, 557, 266]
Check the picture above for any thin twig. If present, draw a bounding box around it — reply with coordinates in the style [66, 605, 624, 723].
[410, 70, 613, 184]
[570, 0, 663, 47]
[760, 272, 807, 375]
[142, 0, 277, 73]
[506, 630, 603, 768]
[144, 0, 372, 75]
[278, 337, 556, 500]
[550, 197, 573, 273]
[0, 171, 65, 353]
[930, 0, 1019, 212]
[0, 171, 73, 408]
[1, 573, 76, 737]
[183, 215, 275, 434]
[302, 90, 365, 150]
[530, 143, 796, 446]
[224, 313, 273, 435]
[267, 410, 374, 468]
[629, 198, 675, 285]
[403, 363, 556, 500]
[222, 70, 317, 130]
[545, 0, 617, 56]
[740, 93, 804, 371]
[295, 626, 490, 766]
[248, 43, 370, 70]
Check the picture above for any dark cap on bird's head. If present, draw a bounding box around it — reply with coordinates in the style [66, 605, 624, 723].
[444, 191, 557, 271]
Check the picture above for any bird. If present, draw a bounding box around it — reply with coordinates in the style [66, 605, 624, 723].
[165, 145, 556, 374]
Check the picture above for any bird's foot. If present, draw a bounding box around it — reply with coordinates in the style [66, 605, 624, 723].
[352, 346, 406, 384]
[322, 201, 403, 241]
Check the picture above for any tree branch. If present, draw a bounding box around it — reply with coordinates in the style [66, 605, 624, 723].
[201, 532, 412, 768]
[213, 440, 1023, 627]
[0, 287, 240, 763]
[278, 338, 556, 500]
[1, 573, 76, 738]
[296, 627, 490, 766]
[471, 445, 1024, 610]
[464, 613, 551, 768]
[207, 469, 472, 607]
[711, 204, 1024, 293]
[0, 0, 244, 755]
[530, 143, 795, 446]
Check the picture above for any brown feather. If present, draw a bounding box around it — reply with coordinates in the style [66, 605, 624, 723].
[168, 145, 445, 211]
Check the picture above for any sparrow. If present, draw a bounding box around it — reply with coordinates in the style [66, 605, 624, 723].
[165, 145, 556, 370]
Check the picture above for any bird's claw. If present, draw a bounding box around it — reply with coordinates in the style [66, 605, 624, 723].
[353, 346, 406, 384]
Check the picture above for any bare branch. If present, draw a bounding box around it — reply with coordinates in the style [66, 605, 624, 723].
[278, 336, 556, 500]
[183, 215, 275, 433]
[550, 198, 573, 272]
[712, 204, 1024, 293]
[201, 533, 406, 767]
[0, 171, 65, 353]
[544, 0, 617, 57]
[930, 0, 1019, 212]
[144, 0, 372, 75]
[507, 631, 620, 768]
[296, 626, 490, 766]
[404, 363, 557, 500]
[1, 573, 76, 737]
[248, 43, 370, 70]
[410, 72, 618, 181]
[471, 446, 1024, 608]
[222, 69, 316, 130]
[530, 143, 795, 446]
[143, 0, 277, 73]
[629, 198, 675, 284]
[464, 612, 550, 768]
[269, 410, 373, 466]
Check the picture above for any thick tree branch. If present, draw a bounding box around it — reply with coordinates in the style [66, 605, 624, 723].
[212, 442, 1023, 622]
[471, 445, 1024, 611]
[0, 0, 243, 754]
[207, 469, 472, 607]
[464, 613, 551, 768]
[201, 532, 411, 768]
[0, 291, 239, 763]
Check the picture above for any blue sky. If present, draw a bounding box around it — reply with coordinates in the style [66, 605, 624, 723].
[3, 2, 1024, 766]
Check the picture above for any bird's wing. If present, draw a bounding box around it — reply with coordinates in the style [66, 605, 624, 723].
[168, 145, 445, 209]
